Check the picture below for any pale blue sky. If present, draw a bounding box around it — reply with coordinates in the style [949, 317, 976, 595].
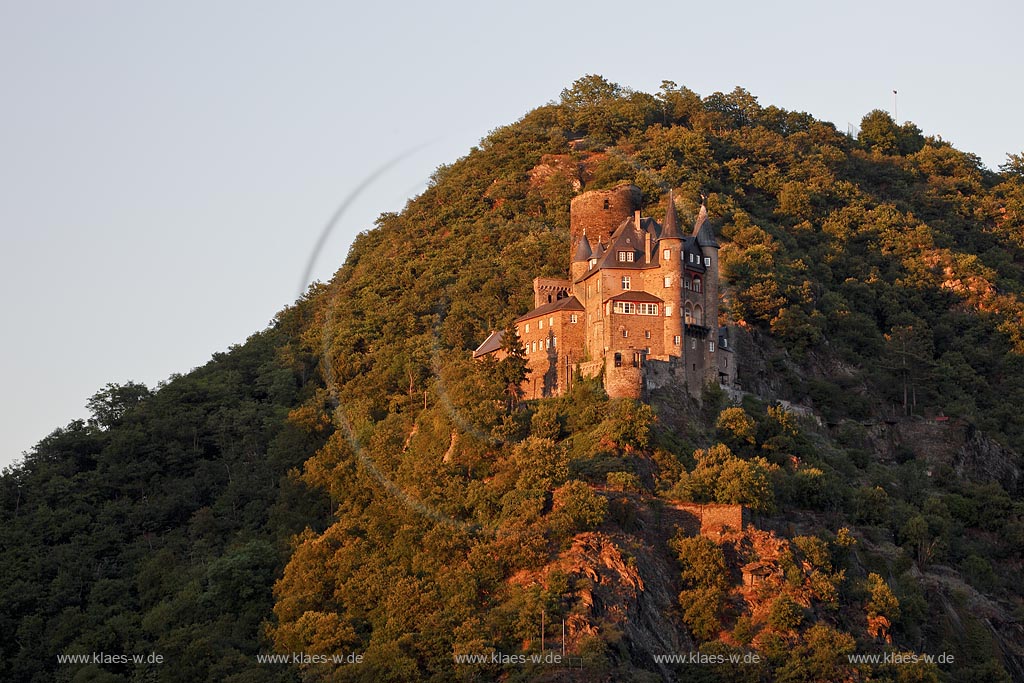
[2, 0, 1022, 468]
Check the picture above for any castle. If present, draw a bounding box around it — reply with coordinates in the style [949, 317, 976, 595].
[474, 184, 736, 400]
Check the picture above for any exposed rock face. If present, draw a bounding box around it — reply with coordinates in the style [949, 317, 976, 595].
[550, 532, 693, 675]
[954, 428, 1023, 493]
[865, 418, 1023, 493]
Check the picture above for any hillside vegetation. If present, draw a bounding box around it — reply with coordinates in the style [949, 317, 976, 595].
[3, 75, 1024, 682]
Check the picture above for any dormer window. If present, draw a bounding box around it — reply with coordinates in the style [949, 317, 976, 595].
[589, 258, 597, 269]
[617, 251, 634, 262]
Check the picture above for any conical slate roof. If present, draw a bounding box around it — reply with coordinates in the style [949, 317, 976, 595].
[692, 204, 718, 249]
[573, 233, 593, 261]
[661, 191, 683, 240]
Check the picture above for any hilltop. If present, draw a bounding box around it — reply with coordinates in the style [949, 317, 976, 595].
[3, 75, 1024, 682]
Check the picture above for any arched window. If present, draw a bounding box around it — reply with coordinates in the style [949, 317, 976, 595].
[693, 277, 702, 293]
[684, 303, 693, 324]
[694, 305, 703, 325]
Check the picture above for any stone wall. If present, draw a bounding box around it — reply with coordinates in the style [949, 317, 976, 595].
[569, 184, 641, 257]
[604, 356, 644, 400]
[672, 503, 749, 538]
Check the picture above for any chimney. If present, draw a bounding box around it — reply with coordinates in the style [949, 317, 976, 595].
[634, 209, 641, 230]
[645, 231, 651, 264]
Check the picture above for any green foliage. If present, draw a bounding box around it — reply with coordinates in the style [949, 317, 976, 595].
[866, 572, 901, 623]
[716, 406, 756, 454]
[673, 443, 776, 512]
[606, 471, 641, 492]
[551, 480, 607, 533]
[767, 594, 804, 632]
[9, 74, 1024, 680]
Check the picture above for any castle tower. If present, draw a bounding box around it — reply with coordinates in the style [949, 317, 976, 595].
[569, 184, 641, 260]
[692, 203, 721, 386]
[571, 231, 592, 282]
[659, 191, 685, 360]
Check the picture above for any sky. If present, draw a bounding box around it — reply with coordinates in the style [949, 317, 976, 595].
[2, 0, 1022, 469]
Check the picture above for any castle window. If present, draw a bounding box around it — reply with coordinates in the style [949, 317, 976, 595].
[691, 339, 696, 350]
[617, 251, 634, 263]
[674, 335, 681, 346]
[613, 301, 635, 314]
[645, 330, 651, 339]
[532, 341, 537, 352]
[570, 314, 578, 324]
[693, 278, 702, 293]
[694, 305, 703, 325]
[525, 323, 530, 333]
[685, 278, 691, 290]
[663, 249, 671, 260]
[665, 304, 672, 317]
[603, 199, 610, 209]
[632, 353, 640, 367]
[638, 303, 658, 315]
[704, 257, 711, 267]
[622, 329, 629, 338]
[546, 338, 551, 349]
[664, 276, 671, 288]
[621, 276, 631, 290]
[539, 319, 544, 330]
[709, 341, 715, 353]
[614, 352, 622, 367]
[684, 304, 693, 324]
[553, 336, 557, 347]
[549, 317, 554, 327]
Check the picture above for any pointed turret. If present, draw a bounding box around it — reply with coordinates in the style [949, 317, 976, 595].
[658, 191, 685, 360]
[692, 203, 719, 249]
[571, 232, 593, 281]
[661, 190, 683, 240]
[573, 232, 593, 262]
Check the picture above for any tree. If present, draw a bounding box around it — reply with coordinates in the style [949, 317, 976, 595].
[496, 321, 528, 411]
[716, 407, 756, 454]
[552, 480, 607, 532]
[859, 109, 900, 154]
[86, 381, 151, 428]
[1000, 151, 1024, 178]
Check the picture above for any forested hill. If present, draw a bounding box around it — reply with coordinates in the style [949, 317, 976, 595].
[4, 75, 1024, 682]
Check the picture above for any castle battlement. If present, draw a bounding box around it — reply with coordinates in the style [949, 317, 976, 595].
[475, 185, 734, 400]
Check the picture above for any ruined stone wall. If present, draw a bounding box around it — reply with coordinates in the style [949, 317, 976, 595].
[672, 503, 749, 537]
[533, 277, 571, 308]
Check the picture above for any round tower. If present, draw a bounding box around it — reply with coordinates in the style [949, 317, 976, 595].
[693, 204, 721, 385]
[569, 184, 641, 259]
[659, 192, 685, 359]
[571, 232, 592, 282]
